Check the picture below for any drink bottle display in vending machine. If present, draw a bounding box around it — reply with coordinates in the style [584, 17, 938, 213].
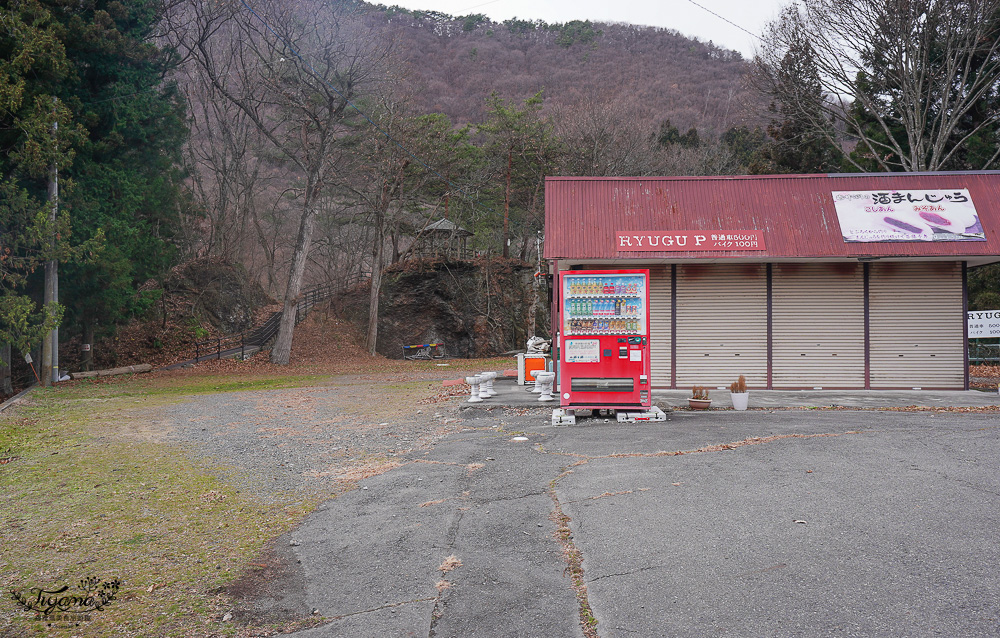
[561, 273, 647, 336]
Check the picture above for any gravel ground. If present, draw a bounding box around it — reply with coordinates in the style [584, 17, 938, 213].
[141, 375, 477, 501]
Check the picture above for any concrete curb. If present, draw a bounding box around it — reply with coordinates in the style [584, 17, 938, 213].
[0, 384, 36, 414]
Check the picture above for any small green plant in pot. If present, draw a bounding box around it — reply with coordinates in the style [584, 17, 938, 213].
[688, 386, 711, 410]
[729, 375, 749, 411]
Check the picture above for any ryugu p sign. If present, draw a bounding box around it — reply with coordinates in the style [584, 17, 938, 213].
[616, 231, 765, 252]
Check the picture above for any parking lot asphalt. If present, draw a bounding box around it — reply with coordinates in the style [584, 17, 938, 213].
[282, 394, 1000, 637]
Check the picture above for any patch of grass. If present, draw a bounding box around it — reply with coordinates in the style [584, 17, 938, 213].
[385, 380, 436, 391]
[94, 373, 324, 398]
[0, 386, 319, 637]
[12, 374, 330, 414]
[0, 355, 476, 636]
[549, 475, 599, 638]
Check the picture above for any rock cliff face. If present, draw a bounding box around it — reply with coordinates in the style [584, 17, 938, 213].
[336, 258, 550, 359]
[163, 258, 272, 334]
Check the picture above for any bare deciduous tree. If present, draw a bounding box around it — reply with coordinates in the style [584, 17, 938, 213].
[752, 0, 1000, 172]
[180, 59, 291, 294]
[342, 105, 470, 354]
[167, 0, 397, 363]
[553, 90, 664, 176]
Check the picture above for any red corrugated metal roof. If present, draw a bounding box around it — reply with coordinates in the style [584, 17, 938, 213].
[544, 173, 1000, 261]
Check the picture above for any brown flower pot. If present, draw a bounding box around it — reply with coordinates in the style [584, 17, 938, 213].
[688, 398, 712, 410]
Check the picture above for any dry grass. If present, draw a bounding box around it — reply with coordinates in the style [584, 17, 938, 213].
[437, 555, 463, 574]
[548, 481, 599, 638]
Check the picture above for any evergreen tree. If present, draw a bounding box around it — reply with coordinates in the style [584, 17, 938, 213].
[753, 31, 842, 173]
[0, 0, 188, 371]
[478, 91, 561, 259]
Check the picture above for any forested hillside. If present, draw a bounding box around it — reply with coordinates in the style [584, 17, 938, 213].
[379, 9, 753, 133]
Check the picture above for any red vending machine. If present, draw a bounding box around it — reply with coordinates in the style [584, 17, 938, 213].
[557, 269, 651, 409]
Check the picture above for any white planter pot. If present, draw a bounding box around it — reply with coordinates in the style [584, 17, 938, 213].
[730, 392, 749, 411]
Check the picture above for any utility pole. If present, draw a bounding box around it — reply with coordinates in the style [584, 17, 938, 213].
[41, 98, 59, 386]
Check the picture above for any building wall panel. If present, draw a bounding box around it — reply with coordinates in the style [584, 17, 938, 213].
[648, 266, 672, 388]
[772, 263, 865, 388]
[869, 261, 965, 388]
[675, 264, 767, 388]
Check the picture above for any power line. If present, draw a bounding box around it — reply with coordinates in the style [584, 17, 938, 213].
[682, 0, 764, 43]
[458, 0, 502, 12]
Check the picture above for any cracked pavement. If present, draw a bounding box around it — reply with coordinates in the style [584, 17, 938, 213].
[243, 403, 1000, 637]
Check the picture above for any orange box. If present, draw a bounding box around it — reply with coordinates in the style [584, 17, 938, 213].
[518, 353, 550, 385]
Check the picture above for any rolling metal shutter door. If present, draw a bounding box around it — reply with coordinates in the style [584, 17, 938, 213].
[676, 264, 767, 388]
[648, 266, 672, 388]
[772, 263, 865, 388]
[869, 261, 964, 389]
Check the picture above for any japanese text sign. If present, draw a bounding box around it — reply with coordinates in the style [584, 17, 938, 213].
[968, 310, 1000, 338]
[564, 339, 601, 363]
[833, 189, 985, 242]
[616, 231, 765, 252]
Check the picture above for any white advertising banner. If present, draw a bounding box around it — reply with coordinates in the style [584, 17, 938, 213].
[968, 310, 1000, 338]
[833, 189, 985, 242]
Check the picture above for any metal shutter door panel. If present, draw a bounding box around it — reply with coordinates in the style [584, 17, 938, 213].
[772, 263, 865, 388]
[648, 266, 672, 388]
[675, 264, 767, 388]
[869, 261, 964, 389]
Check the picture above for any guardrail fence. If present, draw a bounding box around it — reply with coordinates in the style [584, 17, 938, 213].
[969, 339, 1000, 365]
[185, 274, 364, 366]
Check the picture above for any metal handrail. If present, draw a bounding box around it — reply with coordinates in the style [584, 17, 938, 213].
[184, 276, 364, 365]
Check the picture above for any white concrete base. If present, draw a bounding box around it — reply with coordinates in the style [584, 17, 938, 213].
[551, 408, 576, 425]
[616, 406, 668, 423]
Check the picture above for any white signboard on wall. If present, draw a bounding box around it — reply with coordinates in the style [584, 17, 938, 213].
[833, 189, 985, 242]
[968, 310, 1000, 338]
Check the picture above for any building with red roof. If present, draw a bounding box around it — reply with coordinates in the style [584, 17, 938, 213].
[544, 173, 1000, 390]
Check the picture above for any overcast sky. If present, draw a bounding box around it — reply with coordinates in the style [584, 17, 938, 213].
[384, 0, 792, 58]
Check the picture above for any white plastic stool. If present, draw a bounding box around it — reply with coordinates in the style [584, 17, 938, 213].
[534, 371, 555, 402]
[479, 371, 497, 397]
[466, 375, 483, 403]
[530, 368, 545, 393]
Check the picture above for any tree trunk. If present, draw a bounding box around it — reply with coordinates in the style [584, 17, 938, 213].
[390, 227, 401, 264]
[0, 343, 12, 396]
[366, 212, 385, 355]
[81, 320, 94, 372]
[270, 197, 318, 365]
[528, 279, 538, 338]
[160, 279, 168, 329]
[503, 147, 511, 259]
